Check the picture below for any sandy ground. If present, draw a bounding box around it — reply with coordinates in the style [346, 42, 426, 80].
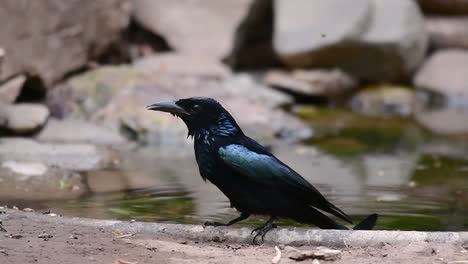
[0, 211, 467, 264]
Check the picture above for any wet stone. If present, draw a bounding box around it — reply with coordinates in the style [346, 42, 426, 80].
[0, 138, 115, 171]
[36, 118, 126, 146]
[0, 103, 49, 134]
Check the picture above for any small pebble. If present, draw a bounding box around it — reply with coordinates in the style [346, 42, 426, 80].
[23, 208, 34, 212]
[7, 234, 23, 239]
[38, 234, 53, 241]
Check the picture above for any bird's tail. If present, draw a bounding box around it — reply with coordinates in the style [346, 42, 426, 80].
[295, 207, 379, 230]
[352, 214, 379, 230]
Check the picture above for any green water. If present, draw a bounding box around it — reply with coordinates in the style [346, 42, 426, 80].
[3, 107, 467, 231]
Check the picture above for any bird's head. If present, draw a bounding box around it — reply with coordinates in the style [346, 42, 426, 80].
[147, 97, 242, 137]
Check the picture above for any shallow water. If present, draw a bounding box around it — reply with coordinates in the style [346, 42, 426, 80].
[2, 107, 467, 231]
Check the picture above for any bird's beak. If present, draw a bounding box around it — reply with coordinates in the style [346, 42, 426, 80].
[146, 100, 189, 116]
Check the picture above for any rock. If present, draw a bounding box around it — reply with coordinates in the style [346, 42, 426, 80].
[414, 89, 468, 135]
[426, 16, 468, 50]
[413, 50, 468, 135]
[0, 75, 26, 103]
[0, 0, 131, 85]
[286, 246, 341, 261]
[417, 0, 468, 15]
[264, 69, 357, 97]
[49, 66, 147, 118]
[414, 50, 468, 96]
[349, 85, 414, 117]
[133, 53, 231, 79]
[133, 0, 253, 60]
[0, 103, 49, 134]
[0, 160, 84, 200]
[0, 138, 116, 170]
[273, 0, 428, 81]
[274, 0, 371, 64]
[36, 118, 126, 145]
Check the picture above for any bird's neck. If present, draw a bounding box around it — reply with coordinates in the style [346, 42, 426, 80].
[191, 112, 242, 141]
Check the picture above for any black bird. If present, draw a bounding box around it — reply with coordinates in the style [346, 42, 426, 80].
[147, 97, 378, 243]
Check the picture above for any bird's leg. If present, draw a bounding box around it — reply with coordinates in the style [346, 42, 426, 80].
[251, 216, 277, 245]
[204, 212, 250, 227]
[0, 221, 6, 232]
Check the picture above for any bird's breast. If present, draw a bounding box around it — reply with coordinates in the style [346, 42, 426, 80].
[194, 140, 219, 181]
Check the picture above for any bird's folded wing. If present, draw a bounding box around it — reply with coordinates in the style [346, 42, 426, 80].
[218, 144, 352, 223]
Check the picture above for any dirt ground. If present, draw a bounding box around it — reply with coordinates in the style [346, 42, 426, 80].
[0, 212, 466, 264]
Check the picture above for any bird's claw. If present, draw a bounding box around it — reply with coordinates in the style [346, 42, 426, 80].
[251, 223, 276, 245]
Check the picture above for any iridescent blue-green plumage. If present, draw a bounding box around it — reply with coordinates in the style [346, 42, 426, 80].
[147, 97, 378, 242]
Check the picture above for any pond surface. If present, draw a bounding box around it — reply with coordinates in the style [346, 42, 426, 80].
[2, 107, 467, 231]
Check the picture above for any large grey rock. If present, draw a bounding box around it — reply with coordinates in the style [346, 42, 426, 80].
[0, 138, 115, 171]
[413, 50, 468, 135]
[0, 75, 26, 103]
[36, 118, 126, 145]
[0, 161, 84, 200]
[414, 50, 468, 96]
[0, 0, 131, 85]
[0, 103, 50, 134]
[133, 53, 231, 79]
[426, 16, 468, 50]
[264, 69, 357, 97]
[48, 65, 147, 118]
[274, 0, 428, 81]
[133, 0, 253, 60]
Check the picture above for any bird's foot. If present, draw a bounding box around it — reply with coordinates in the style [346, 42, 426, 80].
[203, 221, 226, 227]
[251, 222, 277, 245]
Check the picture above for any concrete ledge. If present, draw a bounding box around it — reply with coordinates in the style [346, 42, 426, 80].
[2, 209, 467, 247]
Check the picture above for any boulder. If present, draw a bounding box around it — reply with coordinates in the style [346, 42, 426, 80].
[263, 69, 357, 97]
[48, 66, 147, 118]
[0, 103, 50, 134]
[349, 85, 414, 117]
[273, 0, 428, 81]
[417, 0, 468, 15]
[0, 0, 131, 85]
[133, 0, 253, 60]
[0, 138, 116, 171]
[414, 49, 468, 96]
[426, 16, 468, 50]
[0, 75, 26, 103]
[413, 50, 468, 135]
[36, 118, 126, 145]
[133, 53, 231, 79]
[0, 161, 85, 200]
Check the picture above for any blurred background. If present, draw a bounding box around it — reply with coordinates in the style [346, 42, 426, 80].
[0, 0, 466, 231]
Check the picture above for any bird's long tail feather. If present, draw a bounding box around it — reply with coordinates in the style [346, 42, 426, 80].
[352, 213, 378, 230]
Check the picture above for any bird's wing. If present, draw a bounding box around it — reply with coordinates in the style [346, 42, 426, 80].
[218, 144, 352, 223]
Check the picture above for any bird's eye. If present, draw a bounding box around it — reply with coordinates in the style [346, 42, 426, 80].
[191, 104, 201, 113]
